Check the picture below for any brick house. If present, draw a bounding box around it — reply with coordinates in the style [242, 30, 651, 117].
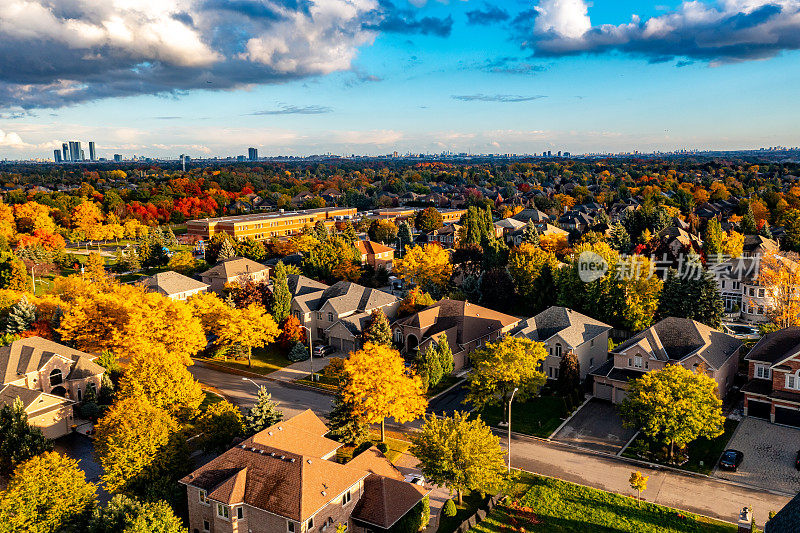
[201, 257, 271, 294]
[354, 240, 395, 270]
[392, 299, 520, 371]
[590, 317, 742, 403]
[288, 276, 400, 353]
[510, 307, 611, 381]
[0, 337, 105, 438]
[180, 410, 429, 533]
[742, 327, 800, 426]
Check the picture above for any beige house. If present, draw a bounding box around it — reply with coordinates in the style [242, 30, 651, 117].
[354, 240, 395, 270]
[180, 410, 429, 533]
[591, 317, 742, 403]
[140, 270, 210, 300]
[0, 337, 105, 438]
[201, 257, 270, 294]
[511, 307, 611, 381]
[392, 299, 520, 371]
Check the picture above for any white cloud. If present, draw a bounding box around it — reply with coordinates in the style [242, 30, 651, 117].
[0, 129, 25, 148]
[533, 0, 591, 39]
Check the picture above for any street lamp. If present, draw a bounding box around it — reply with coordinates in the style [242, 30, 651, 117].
[30, 263, 40, 296]
[508, 387, 519, 474]
[299, 324, 315, 382]
[241, 377, 261, 391]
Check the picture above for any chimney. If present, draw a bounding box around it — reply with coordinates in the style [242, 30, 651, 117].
[737, 507, 752, 533]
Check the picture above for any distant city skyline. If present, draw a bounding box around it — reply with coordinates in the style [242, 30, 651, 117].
[1, 0, 799, 159]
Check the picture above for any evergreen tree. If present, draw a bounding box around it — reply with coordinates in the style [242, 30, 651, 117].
[245, 386, 284, 434]
[288, 341, 309, 362]
[437, 333, 454, 377]
[88, 494, 183, 533]
[314, 220, 329, 241]
[704, 218, 724, 259]
[761, 221, 773, 239]
[522, 219, 540, 245]
[741, 203, 758, 234]
[341, 221, 358, 244]
[165, 227, 178, 248]
[530, 263, 559, 315]
[218, 239, 237, 261]
[557, 351, 581, 400]
[397, 221, 414, 255]
[0, 397, 53, 476]
[656, 268, 723, 329]
[608, 222, 631, 253]
[363, 309, 392, 346]
[327, 385, 370, 446]
[271, 261, 291, 324]
[4, 295, 36, 334]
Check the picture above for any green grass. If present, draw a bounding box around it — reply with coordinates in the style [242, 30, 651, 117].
[471, 474, 735, 533]
[438, 491, 488, 533]
[200, 391, 225, 411]
[336, 432, 411, 464]
[202, 344, 292, 375]
[480, 396, 570, 438]
[622, 419, 739, 475]
[427, 375, 462, 398]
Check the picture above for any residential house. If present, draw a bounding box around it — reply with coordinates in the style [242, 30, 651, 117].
[590, 318, 742, 403]
[180, 410, 430, 533]
[201, 257, 270, 294]
[742, 327, 800, 426]
[558, 211, 594, 233]
[354, 240, 395, 270]
[392, 299, 520, 371]
[510, 307, 611, 380]
[424, 224, 461, 248]
[742, 235, 778, 258]
[0, 337, 105, 438]
[140, 270, 209, 300]
[512, 208, 550, 224]
[288, 276, 400, 353]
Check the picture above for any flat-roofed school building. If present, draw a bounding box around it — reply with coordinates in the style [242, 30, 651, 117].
[187, 207, 357, 241]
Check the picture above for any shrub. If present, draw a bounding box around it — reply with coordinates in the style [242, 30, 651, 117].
[376, 442, 388, 454]
[353, 441, 373, 457]
[443, 499, 457, 517]
[288, 342, 309, 362]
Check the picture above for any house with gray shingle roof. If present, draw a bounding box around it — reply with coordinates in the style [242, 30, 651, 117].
[0, 336, 105, 438]
[201, 257, 270, 294]
[590, 317, 742, 403]
[139, 270, 209, 300]
[288, 276, 400, 354]
[510, 306, 611, 381]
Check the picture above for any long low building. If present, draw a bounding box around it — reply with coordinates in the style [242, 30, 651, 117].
[187, 207, 357, 241]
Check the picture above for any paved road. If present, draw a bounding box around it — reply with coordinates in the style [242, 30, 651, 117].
[189, 361, 334, 418]
[192, 364, 790, 527]
[427, 382, 470, 416]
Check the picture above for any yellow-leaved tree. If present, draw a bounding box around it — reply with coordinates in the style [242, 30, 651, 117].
[393, 243, 452, 295]
[758, 251, 800, 329]
[215, 304, 279, 367]
[341, 342, 427, 442]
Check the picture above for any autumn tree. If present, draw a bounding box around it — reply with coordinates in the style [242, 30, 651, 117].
[0, 451, 97, 533]
[277, 315, 306, 349]
[368, 219, 398, 244]
[415, 343, 442, 391]
[394, 243, 452, 296]
[198, 400, 245, 453]
[410, 412, 506, 505]
[215, 304, 279, 367]
[397, 287, 436, 317]
[87, 494, 183, 533]
[245, 386, 284, 434]
[397, 221, 414, 255]
[759, 252, 800, 328]
[415, 207, 443, 233]
[94, 395, 189, 495]
[0, 397, 53, 476]
[363, 308, 392, 346]
[71, 201, 105, 241]
[508, 244, 558, 307]
[341, 342, 427, 441]
[629, 471, 648, 506]
[723, 230, 744, 258]
[703, 218, 724, 260]
[620, 364, 724, 460]
[271, 260, 291, 323]
[0, 252, 29, 291]
[166, 251, 196, 274]
[467, 336, 547, 419]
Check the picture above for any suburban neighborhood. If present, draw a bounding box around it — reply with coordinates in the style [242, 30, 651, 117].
[2, 157, 800, 533]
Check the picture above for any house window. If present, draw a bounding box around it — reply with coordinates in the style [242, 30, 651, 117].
[307, 517, 315, 530]
[555, 344, 562, 357]
[758, 306, 764, 315]
[548, 367, 552, 378]
[749, 287, 755, 297]
[342, 490, 352, 505]
[548, 346, 553, 356]
[590, 339, 594, 347]
[633, 356, 643, 368]
[628, 358, 632, 367]
[203, 520, 210, 532]
[733, 282, 741, 290]
[199, 489, 208, 505]
[755, 364, 772, 379]
[328, 313, 334, 322]
[288, 522, 296, 533]
[217, 503, 230, 520]
[721, 280, 726, 289]
[49, 368, 63, 387]
[317, 312, 323, 320]
[237, 507, 243, 520]
[553, 367, 559, 378]
[589, 357, 594, 369]
[758, 288, 765, 298]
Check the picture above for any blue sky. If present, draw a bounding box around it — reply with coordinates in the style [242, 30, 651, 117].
[0, 0, 799, 159]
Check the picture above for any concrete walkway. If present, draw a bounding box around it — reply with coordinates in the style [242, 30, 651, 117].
[267, 355, 343, 382]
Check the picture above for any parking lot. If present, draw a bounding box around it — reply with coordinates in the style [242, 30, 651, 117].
[714, 416, 800, 494]
[551, 398, 638, 455]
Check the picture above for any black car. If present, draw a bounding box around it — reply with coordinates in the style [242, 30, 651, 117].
[795, 450, 800, 470]
[719, 449, 744, 471]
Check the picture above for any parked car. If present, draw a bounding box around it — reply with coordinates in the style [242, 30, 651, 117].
[404, 473, 425, 485]
[313, 345, 336, 357]
[795, 450, 800, 470]
[719, 449, 744, 471]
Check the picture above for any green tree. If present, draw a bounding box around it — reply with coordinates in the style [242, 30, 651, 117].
[363, 308, 392, 346]
[741, 203, 758, 234]
[608, 222, 631, 253]
[557, 350, 581, 400]
[327, 382, 370, 446]
[198, 400, 245, 453]
[415, 343, 443, 391]
[0, 397, 53, 476]
[530, 262, 559, 316]
[218, 239, 237, 261]
[368, 220, 398, 244]
[397, 221, 414, 255]
[410, 412, 506, 505]
[340, 221, 358, 244]
[442, 499, 457, 517]
[437, 333, 454, 377]
[655, 268, 723, 329]
[87, 494, 183, 533]
[0, 451, 97, 533]
[521, 219, 539, 245]
[4, 295, 36, 334]
[314, 220, 329, 241]
[245, 386, 284, 434]
[703, 218, 724, 260]
[466, 336, 547, 418]
[271, 261, 291, 324]
[415, 207, 443, 233]
[620, 364, 724, 459]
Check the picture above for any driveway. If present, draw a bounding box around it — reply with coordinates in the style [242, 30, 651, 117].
[53, 433, 110, 503]
[714, 416, 800, 494]
[551, 398, 637, 454]
[427, 382, 470, 416]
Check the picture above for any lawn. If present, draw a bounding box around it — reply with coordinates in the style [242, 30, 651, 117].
[427, 375, 462, 398]
[622, 419, 739, 475]
[336, 431, 411, 464]
[199, 390, 225, 411]
[201, 344, 292, 375]
[297, 373, 339, 392]
[438, 491, 489, 533]
[471, 475, 736, 533]
[479, 396, 570, 438]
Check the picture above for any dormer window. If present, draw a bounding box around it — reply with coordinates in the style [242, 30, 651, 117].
[198, 489, 208, 505]
[49, 369, 63, 387]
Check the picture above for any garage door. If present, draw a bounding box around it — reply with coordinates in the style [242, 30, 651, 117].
[594, 382, 613, 401]
[341, 340, 355, 354]
[747, 399, 772, 420]
[614, 388, 628, 404]
[775, 407, 800, 427]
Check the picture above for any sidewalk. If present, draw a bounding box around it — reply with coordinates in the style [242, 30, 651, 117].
[267, 355, 343, 382]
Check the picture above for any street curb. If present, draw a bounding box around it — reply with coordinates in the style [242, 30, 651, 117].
[427, 378, 467, 403]
[547, 396, 591, 440]
[617, 430, 640, 457]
